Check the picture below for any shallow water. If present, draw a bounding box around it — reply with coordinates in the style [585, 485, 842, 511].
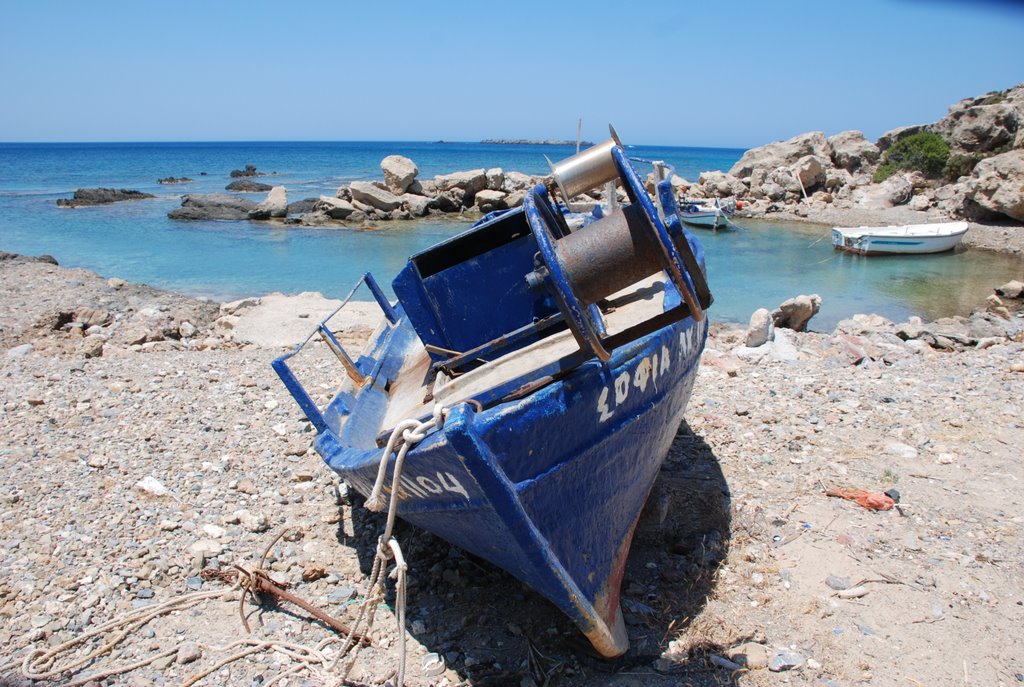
[701, 218, 1022, 329]
[1, 141, 1021, 331]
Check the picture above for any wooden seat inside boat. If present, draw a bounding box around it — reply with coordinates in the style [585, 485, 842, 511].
[382, 272, 670, 431]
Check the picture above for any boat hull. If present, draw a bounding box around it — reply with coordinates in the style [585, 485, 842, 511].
[680, 211, 730, 230]
[831, 223, 968, 255]
[313, 308, 708, 657]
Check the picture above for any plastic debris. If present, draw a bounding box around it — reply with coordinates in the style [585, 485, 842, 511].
[825, 486, 895, 511]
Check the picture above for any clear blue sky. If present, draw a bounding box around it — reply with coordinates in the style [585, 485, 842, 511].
[1, 0, 1021, 148]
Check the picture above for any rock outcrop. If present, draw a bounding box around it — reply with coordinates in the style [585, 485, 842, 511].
[772, 294, 822, 332]
[827, 131, 879, 172]
[230, 165, 264, 178]
[381, 155, 419, 195]
[729, 132, 831, 178]
[168, 194, 257, 221]
[932, 87, 1024, 155]
[348, 181, 403, 212]
[248, 186, 288, 220]
[714, 83, 1024, 225]
[226, 180, 273, 192]
[964, 149, 1024, 221]
[57, 188, 155, 208]
[314, 196, 356, 219]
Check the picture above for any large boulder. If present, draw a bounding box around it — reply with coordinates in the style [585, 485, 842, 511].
[502, 171, 536, 193]
[348, 181, 402, 212]
[791, 155, 827, 191]
[828, 131, 879, 171]
[932, 85, 1024, 156]
[57, 188, 155, 207]
[475, 189, 508, 213]
[766, 168, 803, 196]
[772, 294, 821, 332]
[168, 194, 257, 221]
[485, 168, 505, 191]
[381, 155, 419, 195]
[434, 169, 487, 195]
[314, 195, 355, 219]
[249, 186, 288, 220]
[852, 173, 913, 209]
[286, 197, 318, 214]
[400, 193, 433, 217]
[745, 308, 774, 348]
[729, 132, 831, 179]
[964, 149, 1024, 221]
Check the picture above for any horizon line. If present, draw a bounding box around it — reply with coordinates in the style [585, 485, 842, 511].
[0, 138, 751, 151]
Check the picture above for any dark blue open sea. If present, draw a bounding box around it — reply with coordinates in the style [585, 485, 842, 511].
[1, 141, 1020, 329]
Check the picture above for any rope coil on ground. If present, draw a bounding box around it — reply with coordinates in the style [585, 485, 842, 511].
[18, 585, 237, 687]
[12, 406, 448, 687]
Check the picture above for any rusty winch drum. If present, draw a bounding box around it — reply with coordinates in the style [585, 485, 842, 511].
[525, 128, 706, 362]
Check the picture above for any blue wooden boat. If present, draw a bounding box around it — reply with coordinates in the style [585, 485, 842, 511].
[273, 130, 713, 658]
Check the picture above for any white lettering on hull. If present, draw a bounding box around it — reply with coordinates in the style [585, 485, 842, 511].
[597, 319, 706, 422]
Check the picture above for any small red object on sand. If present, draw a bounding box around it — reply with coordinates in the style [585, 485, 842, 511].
[826, 487, 895, 511]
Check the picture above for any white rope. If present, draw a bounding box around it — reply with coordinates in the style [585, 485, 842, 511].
[17, 585, 236, 686]
[343, 404, 448, 687]
[365, 404, 447, 517]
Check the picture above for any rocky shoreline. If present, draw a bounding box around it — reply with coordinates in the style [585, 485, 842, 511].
[56, 82, 1024, 256]
[1, 251, 1022, 686]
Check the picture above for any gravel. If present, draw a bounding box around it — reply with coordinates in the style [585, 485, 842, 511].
[1, 251, 1022, 686]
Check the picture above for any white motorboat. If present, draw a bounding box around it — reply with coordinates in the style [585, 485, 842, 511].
[678, 198, 735, 230]
[831, 221, 969, 255]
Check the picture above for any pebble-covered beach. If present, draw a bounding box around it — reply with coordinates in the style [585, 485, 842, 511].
[1, 243, 1021, 686]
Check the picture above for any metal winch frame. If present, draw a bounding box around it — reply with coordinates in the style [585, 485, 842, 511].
[524, 127, 711, 362]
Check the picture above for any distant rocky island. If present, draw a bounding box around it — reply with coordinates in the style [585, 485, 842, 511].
[481, 139, 594, 146]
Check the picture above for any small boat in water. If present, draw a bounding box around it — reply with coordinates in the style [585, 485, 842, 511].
[831, 221, 969, 255]
[678, 198, 735, 230]
[273, 129, 713, 658]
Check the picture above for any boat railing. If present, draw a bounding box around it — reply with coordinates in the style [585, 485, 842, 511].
[271, 272, 397, 434]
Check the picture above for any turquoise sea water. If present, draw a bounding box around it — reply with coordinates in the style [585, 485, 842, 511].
[1, 141, 1021, 330]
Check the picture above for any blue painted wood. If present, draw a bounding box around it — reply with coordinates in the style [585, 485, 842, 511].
[272, 146, 712, 658]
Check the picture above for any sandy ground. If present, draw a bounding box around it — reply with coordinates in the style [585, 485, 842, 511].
[0, 248, 1022, 687]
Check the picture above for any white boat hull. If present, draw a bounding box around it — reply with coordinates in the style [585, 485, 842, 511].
[680, 210, 730, 230]
[831, 221, 969, 255]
